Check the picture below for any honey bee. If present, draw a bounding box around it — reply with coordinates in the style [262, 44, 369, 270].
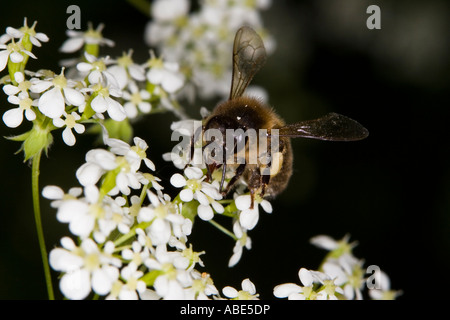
[200, 26, 368, 207]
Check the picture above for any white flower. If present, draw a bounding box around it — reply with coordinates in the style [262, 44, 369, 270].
[0, 39, 37, 72]
[144, 245, 192, 300]
[310, 234, 359, 267]
[235, 194, 272, 230]
[121, 240, 151, 268]
[146, 59, 185, 93]
[106, 136, 155, 172]
[316, 278, 345, 300]
[228, 221, 251, 267]
[87, 83, 126, 121]
[138, 191, 185, 246]
[77, 52, 119, 88]
[151, 0, 190, 22]
[93, 195, 134, 244]
[53, 111, 85, 146]
[222, 278, 259, 300]
[2, 91, 37, 128]
[122, 81, 151, 118]
[184, 271, 219, 300]
[30, 68, 85, 119]
[3, 71, 31, 96]
[5, 18, 49, 47]
[112, 263, 147, 300]
[170, 166, 224, 221]
[107, 50, 146, 90]
[42, 185, 83, 208]
[368, 270, 402, 300]
[76, 149, 117, 186]
[322, 259, 365, 300]
[274, 268, 330, 300]
[60, 23, 114, 53]
[49, 237, 121, 300]
[54, 185, 100, 238]
[76, 144, 148, 196]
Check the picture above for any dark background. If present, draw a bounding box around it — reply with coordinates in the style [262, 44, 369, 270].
[0, 0, 449, 299]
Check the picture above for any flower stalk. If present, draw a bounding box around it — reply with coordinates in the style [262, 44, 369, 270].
[31, 150, 54, 300]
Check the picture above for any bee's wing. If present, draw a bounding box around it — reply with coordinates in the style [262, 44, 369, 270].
[277, 113, 369, 141]
[230, 26, 267, 100]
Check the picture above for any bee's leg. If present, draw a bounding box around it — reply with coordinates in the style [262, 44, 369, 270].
[219, 161, 227, 193]
[250, 187, 255, 209]
[203, 141, 214, 182]
[260, 174, 270, 198]
[222, 163, 246, 196]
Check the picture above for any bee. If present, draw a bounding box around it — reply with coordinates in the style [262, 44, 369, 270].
[200, 26, 368, 207]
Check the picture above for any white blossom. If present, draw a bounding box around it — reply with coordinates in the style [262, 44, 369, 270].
[170, 166, 224, 221]
[53, 111, 85, 146]
[3, 71, 31, 96]
[222, 278, 259, 300]
[107, 50, 146, 90]
[105, 136, 155, 172]
[368, 270, 402, 300]
[274, 268, 331, 300]
[5, 18, 49, 47]
[60, 22, 114, 53]
[183, 270, 218, 300]
[235, 194, 272, 230]
[49, 237, 121, 299]
[144, 245, 192, 300]
[146, 60, 185, 94]
[228, 221, 251, 267]
[151, 0, 189, 22]
[0, 39, 36, 72]
[2, 91, 37, 128]
[138, 191, 187, 246]
[77, 52, 119, 88]
[122, 81, 151, 118]
[30, 68, 85, 119]
[87, 83, 126, 121]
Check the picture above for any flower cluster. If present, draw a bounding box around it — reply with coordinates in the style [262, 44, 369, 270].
[44, 133, 265, 300]
[0, 19, 186, 160]
[145, 0, 275, 100]
[273, 235, 401, 300]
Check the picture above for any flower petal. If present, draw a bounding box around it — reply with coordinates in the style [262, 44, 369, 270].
[62, 127, 76, 146]
[273, 283, 302, 298]
[170, 173, 187, 188]
[239, 208, 259, 230]
[222, 286, 238, 298]
[197, 204, 213, 221]
[179, 188, 193, 202]
[60, 269, 91, 300]
[60, 37, 84, 53]
[0, 50, 9, 72]
[91, 95, 108, 113]
[235, 195, 251, 210]
[63, 87, 85, 106]
[42, 185, 64, 200]
[38, 87, 65, 118]
[105, 97, 126, 121]
[2, 107, 23, 128]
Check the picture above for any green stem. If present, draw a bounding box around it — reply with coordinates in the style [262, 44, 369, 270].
[31, 151, 54, 300]
[208, 220, 237, 241]
[126, 0, 151, 17]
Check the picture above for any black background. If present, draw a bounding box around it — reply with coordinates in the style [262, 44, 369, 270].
[0, 0, 449, 300]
